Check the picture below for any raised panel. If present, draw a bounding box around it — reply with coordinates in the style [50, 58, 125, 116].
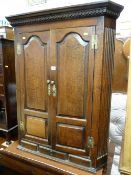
[57, 33, 88, 118]
[56, 124, 85, 149]
[24, 36, 47, 111]
[26, 116, 48, 139]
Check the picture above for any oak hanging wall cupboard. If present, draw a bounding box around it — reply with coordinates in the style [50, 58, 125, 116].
[6, 1, 123, 173]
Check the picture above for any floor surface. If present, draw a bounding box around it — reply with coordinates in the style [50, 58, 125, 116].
[0, 131, 21, 175]
[0, 166, 22, 175]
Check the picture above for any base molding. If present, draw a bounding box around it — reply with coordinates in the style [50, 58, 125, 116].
[18, 138, 107, 173]
[0, 141, 103, 175]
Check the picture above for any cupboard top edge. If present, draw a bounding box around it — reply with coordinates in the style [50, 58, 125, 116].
[6, 1, 123, 27]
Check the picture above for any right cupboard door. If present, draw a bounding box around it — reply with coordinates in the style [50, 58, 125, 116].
[50, 26, 96, 166]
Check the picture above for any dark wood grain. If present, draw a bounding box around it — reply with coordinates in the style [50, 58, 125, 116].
[97, 27, 115, 163]
[112, 39, 128, 92]
[0, 39, 17, 143]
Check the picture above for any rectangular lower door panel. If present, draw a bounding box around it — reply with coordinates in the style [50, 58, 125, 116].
[56, 124, 85, 149]
[26, 116, 48, 139]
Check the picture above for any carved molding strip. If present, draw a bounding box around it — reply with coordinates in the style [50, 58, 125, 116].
[6, 2, 123, 27]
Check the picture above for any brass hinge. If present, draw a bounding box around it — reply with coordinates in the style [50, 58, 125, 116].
[16, 43, 22, 55]
[87, 136, 94, 149]
[20, 121, 24, 132]
[91, 35, 98, 50]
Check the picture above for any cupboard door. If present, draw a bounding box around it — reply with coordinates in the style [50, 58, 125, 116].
[18, 31, 51, 146]
[50, 27, 95, 160]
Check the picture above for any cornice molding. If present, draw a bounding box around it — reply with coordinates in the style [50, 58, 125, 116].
[6, 1, 123, 27]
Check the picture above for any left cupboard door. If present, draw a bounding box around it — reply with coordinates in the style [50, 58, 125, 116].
[16, 31, 51, 150]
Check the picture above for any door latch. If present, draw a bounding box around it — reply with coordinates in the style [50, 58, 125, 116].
[17, 43, 22, 55]
[47, 80, 51, 96]
[87, 136, 94, 149]
[20, 121, 24, 132]
[91, 35, 98, 50]
[51, 81, 57, 97]
[47, 80, 57, 96]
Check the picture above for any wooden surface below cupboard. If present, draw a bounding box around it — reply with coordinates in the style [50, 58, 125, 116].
[0, 141, 103, 175]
